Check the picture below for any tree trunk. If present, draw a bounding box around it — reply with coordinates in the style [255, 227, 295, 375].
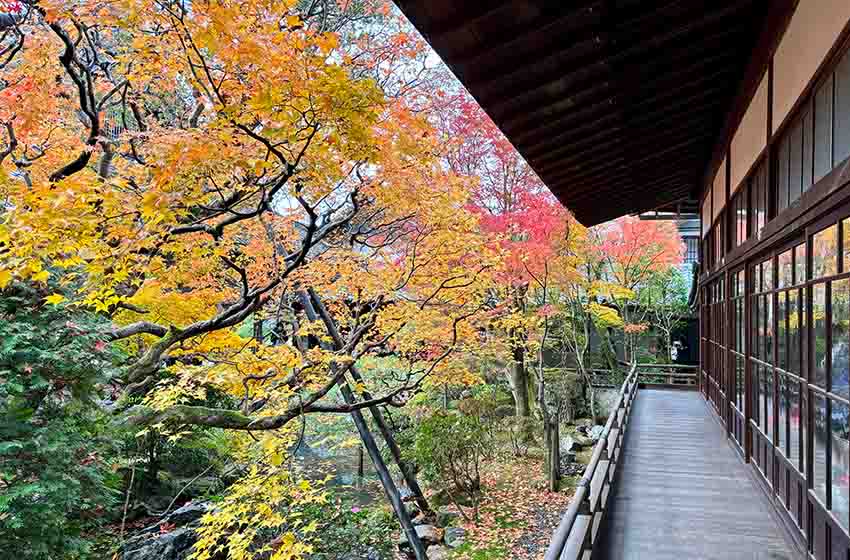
[253, 316, 263, 343]
[543, 412, 551, 478]
[548, 420, 560, 492]
[508, 343, 531, 417]
[602, 330, 619, 372]
[535, 358, 558, 488]
[588, 384, 598, 424]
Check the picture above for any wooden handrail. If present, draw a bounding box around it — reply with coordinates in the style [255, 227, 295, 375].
[637, 365, 698, 388]
[544, 362, 639, 560]
[636, 363, 698, 370]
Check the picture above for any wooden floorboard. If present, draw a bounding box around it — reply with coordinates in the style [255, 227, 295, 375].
[594, 390, 802, 560]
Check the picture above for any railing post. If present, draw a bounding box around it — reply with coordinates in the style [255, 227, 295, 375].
[544, 363, 637, 560]
[578, 481, 593, 552]
[578, 482, 591, 515]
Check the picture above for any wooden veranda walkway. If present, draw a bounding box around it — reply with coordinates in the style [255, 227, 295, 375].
[594, 390, 798, 560]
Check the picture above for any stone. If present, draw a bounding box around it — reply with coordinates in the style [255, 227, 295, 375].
[572, 434, 594, 449]
[426, 545, 451, 560]
[561, 435, 575, 452]
[163, 502, 210, 528]
[436, 507, 460, 527]
[575, 418, 593, 428]
[121, 527, 196, 560]
[431, 486, 473, 508]
[172, 476, 218, 498]
[398, 524, 444, 548]
[398, 485, 415, 502]
[559, 460, 585, 477]
[131, 501, 211, 537]
[405, 503, 420, 519]
[118, 501, 214, 560]
[444, 527, 467, 548]
[412, 512, 429, 526]
[494, 404, 515, 419]
[588, 425, 605, 442]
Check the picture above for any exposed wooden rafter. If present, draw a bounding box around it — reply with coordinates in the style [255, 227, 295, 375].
[395, 0, 776, 226]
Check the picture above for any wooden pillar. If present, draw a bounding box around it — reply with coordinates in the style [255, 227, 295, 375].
[745, 263, 753, 462]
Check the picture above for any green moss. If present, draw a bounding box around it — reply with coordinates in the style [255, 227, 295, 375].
[450, 542, 509, 559]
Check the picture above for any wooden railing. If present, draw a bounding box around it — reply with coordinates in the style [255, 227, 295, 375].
[587, 368, 619, 388]
[636, 363, 697, 389]
[544, 363, 639, 560]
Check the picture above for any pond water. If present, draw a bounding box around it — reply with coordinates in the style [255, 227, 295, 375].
[293, 439, 385, 506]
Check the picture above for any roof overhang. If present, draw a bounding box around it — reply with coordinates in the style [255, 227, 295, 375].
[395, 1, 787, 226]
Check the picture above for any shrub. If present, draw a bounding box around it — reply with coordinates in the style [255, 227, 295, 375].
[410, 412, 489, 522]
[0, 289, 122, 558]
[301, 496, 396, 559]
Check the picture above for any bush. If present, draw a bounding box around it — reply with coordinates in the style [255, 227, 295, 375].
[500, 416, 536, 457]
[410, 412, 489, 521]
[302, 496, 396, 559]
[0, 289, 122, 558]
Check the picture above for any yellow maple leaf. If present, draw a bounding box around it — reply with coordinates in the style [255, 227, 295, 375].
[316, 33, 339, 54]
[44, 294, 65, 305]
[0, 269, 11, 289]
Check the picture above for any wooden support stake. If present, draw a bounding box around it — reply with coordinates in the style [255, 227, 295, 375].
[307, 289, 432, 515]
[298, 292, 428, 560]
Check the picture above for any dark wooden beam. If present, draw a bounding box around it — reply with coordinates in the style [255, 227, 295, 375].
[511, 79, 727, 148]
[488, 21, 748, 124]
[499, 42, 742, 137]
[534, 128, 712, 178]
[523, 91, 726, 168]
[522, 102, 721, 163]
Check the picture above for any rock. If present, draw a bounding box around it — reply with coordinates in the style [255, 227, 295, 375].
[412, 511, 429, 526]
[561, 435, 575, 452]
[431, 486, 473, 508]
[398, 485, 415, 502]
[173, 476, 219, 498]
[559, 460, 584, 477]
[575, 418, 593, 428]
[121, 527, 196, 560]
[589, 425, 605, 442]
[426, 545, 451, 560]
[436, 507, 460, 527]
[444, 526, 466, 548]
[119, 501, 213, 560]
[131, 501, 211, 538]
[405, 503, 420, 518]
[572, 434, 594, 449]
[494, 404, 515, 419]
[398, 524, 444, 548]
[163, 502, 210, 528]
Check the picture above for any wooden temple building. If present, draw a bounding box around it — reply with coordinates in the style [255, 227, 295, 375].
[396, 1, 850, 558]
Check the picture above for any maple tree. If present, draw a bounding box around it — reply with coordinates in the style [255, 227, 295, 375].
[440, 91, 574, 419]
[641, 267, 691, 359]
[0, 2, 497, 559]
[594, 216, 684, 361]
[0, 2, 697, 558]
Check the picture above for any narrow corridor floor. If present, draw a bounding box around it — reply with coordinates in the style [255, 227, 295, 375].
[594, 390, 801, 560]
